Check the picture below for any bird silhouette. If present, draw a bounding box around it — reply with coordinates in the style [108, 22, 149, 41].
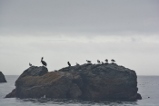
[76, 62, 80, 66]
[41, 57, 47, 66]
[105, 59, 108, 63]
[97, 60, 100, 64]
[29, 63, 32, 67]
[67, 61, 71, 67]
[86, 60, 91, 64]
[111, 59, 115, 63]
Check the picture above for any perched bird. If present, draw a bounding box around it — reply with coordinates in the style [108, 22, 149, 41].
[111, 59, 115, 63]
[105, 59, 108, 63]
[29, 63, 32, 67]
[76, 62, 80, 66]
[67, 61, 71, 67]
[86, 60, 91, 64]
[41, 57, 47, 66]
[97, 60, 100, 64]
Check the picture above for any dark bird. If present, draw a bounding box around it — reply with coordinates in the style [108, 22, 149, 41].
[41, 57, 47, 66]
[29, 63, 32, 67]
[76, 62, 80, 66]
[111, 59, 115, 63]
[86, 60, 91, 64]
[97, 60, 100, 64]
[105, 59, 108, 63]
[67, 61, 71, 67]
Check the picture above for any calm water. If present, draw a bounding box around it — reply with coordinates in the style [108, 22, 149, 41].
[0, 75, 159, 106]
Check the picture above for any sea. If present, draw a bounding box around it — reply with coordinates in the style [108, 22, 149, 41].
[0, 75, 159, 106]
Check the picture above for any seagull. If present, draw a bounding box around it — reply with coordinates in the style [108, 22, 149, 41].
[97, 60, 100, 64]
[111, 59, 115, 63]
[105, 59, 108, 63]
[29, 63, 32, 67]
[86, 60, 91, 64]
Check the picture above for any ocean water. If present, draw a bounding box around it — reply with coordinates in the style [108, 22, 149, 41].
[0, 75, 159, 106]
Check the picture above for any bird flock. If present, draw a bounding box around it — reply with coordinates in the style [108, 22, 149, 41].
[29, 57, 116, 68]
[29, 57, 47, 67]
[67, 59, 116, 67]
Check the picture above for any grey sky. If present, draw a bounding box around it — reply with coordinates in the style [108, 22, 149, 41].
[0, 0, 159, 75]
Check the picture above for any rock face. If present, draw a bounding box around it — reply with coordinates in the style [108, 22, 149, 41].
[5, 64, 142, 101]
[0, 71, 7, 83]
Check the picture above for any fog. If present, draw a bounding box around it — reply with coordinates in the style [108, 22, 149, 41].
[0, 0, 159, 75]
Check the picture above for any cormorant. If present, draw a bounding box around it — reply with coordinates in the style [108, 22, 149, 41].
[29, 63, 32, 67]
[97, 60, 100, 64]
[67, 61, 71, 67]
[41, 57, 47, 66]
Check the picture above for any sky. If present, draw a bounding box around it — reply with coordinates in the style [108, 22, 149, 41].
[0, 0, 159, 75]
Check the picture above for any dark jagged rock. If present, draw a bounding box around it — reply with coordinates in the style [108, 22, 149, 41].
[0, 71, 7, 83]
[6, 66, 48, 98]
[5, 89, 16, 98]
[5, 64, 142, 101]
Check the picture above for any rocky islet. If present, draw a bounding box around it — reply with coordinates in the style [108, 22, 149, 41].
[5, 63, 142, 101]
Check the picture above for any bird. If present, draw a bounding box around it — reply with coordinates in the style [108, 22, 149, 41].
[41, 57, 47, 66]
[111, 59, 115, 63]
[67, 61, 71, 67]
[76, 62, 80, 66]
[86, 60, 91, 64]
[105, 59, 108, 63]
[97, 60, 100, 64]
[29, 63, 32, 67]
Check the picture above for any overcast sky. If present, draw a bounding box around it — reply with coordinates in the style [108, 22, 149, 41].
[0, 0, 159, 75]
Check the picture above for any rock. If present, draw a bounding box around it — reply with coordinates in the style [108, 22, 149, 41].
[5, 89, 16, 98]
[17, 66, 48, 78]
[5, 63, 142, 101]
[137, 93, 142, 100]
[0, 71, 7, 83]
